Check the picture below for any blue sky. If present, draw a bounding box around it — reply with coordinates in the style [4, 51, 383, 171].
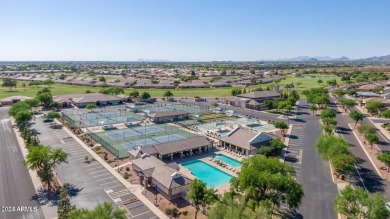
[0, 0, 389, 61]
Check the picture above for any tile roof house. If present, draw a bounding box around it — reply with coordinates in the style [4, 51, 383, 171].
[226, 91, 280, 110]
[220, 127, 278, 155]
[53, 93, 124, 108]
[132, 155, 192, 200]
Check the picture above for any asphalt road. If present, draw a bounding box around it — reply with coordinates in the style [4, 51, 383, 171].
[295, 100, 338, 219]
[0, 107, 44, 219]
[330, 99, 390, 198]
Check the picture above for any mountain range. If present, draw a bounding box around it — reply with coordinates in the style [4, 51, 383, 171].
[261, 54, 390, 62]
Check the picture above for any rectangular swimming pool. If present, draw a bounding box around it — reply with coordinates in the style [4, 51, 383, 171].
[181, 160, 233, 187]
[214, 154, 241, 167]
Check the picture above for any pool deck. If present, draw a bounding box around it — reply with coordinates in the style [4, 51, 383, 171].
[175, 149, 241, 194]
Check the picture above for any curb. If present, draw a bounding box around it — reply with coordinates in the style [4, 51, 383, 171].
[11, 119, 57, 219]
[347, 123, 383, 179]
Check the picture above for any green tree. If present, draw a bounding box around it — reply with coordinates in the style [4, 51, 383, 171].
[274, 121, 288, 135]
[309, 104, 318, 115]
[296, 81, 302, 87]
[141, 92, 151, 100]
[43, 79, 55, 87]
[15, 110, 33, 127]
[321, 124, 336, 135]
[187, 179, 217, 219]
[331, 154, 358, 179]
[85, 103, 98, 109]
[263, 100, 275, 109]
[377, 152, 390, 172]
[365, 133, 379, 149]
[357, 125, 377, 136]
[57, 186, 75, 219]
[129, 90, 139, 98]
[335, 185, 389, 219]
[24, 145, 69, 191]
[68, 202, 125, 219]
[231, 88, 242, 96]
[22, 82, 27, 91]
[37, 92, 53, 108]
[315, 135, 350, 160]
[269, 139, 285, 154]
[208, 192, 270, 219]
[317, 79, 323, 85]
[365, 99, 385, 115]
[46, 111, 61, 119]
[326, 79, 337, 86]
[1, 78, 17, 91]
[24, 98, 40, 107]
[230, 155, 303, 215]
[163, 90, 174, 98]
[320, 108, 336, 119]
[9, 101, 32, 116]
[211, 102, 219, 107]
[373, 86, 384, 93]
[338, 98, 356, 110]
[381, 109, 390, 118]
[349, 110, 364, 127]
[334, 89, 347, 97]
[249, 68, 255, 74]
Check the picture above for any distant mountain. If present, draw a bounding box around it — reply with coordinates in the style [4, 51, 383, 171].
[262, 56, 350, 62]
[137, 58, 172, 62]
[357, 55, 390, 62]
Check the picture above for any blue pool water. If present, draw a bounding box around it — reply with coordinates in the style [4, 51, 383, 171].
[214, 154, 241, 167]
[182, 160, 233, 187]
[215, 129, 231, 136]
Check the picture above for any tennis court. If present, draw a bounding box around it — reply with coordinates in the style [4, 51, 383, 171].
[62, 107, 144, 128]
[138, 104, 205, 115]
[89, 124, 198, 157]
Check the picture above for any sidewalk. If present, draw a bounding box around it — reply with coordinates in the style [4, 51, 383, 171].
[348, 123, 390, 180]
[11, 119, 58, 219]
[56, 119, 168, 219]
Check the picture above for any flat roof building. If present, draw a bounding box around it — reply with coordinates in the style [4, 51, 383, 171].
[148, 110, 190, 123]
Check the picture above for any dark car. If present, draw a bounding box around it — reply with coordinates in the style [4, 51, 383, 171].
[284, 155, 299, 163]
[43, 118, 54, 123]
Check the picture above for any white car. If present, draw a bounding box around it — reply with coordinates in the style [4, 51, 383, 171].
[385, 202, 390, 211]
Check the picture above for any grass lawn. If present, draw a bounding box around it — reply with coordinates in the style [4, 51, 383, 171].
[0, 80, 233, 99]
[0, 74, 341, 99]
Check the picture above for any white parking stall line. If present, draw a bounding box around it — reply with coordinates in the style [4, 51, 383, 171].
[72, 154, 90, 158]
[96, 177, 115, 182]
[93, 172, 111, 178]
[99, 181, 118, 186]
[104, 184, 124, 190]
[86, 165, 103, 171]
[83, 163, 100, 168]
[89, 169, 107, 174]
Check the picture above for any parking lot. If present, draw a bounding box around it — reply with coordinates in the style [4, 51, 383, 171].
[32, 118, 158, 219]
[285, 124, 304, 179]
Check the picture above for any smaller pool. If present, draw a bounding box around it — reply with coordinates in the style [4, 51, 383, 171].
[215, 129, 231, 136]
[182, 160, 233, 187]
[214, 154, 241, 167]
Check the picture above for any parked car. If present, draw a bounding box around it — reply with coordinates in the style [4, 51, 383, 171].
[43, 118, 54, 123]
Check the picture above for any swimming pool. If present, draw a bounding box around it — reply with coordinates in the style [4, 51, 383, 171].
[215, 129, 231, 136]
[214, 154, 241, 167]
[182, 160, 233, 187]
[246, 123, 275, 132]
